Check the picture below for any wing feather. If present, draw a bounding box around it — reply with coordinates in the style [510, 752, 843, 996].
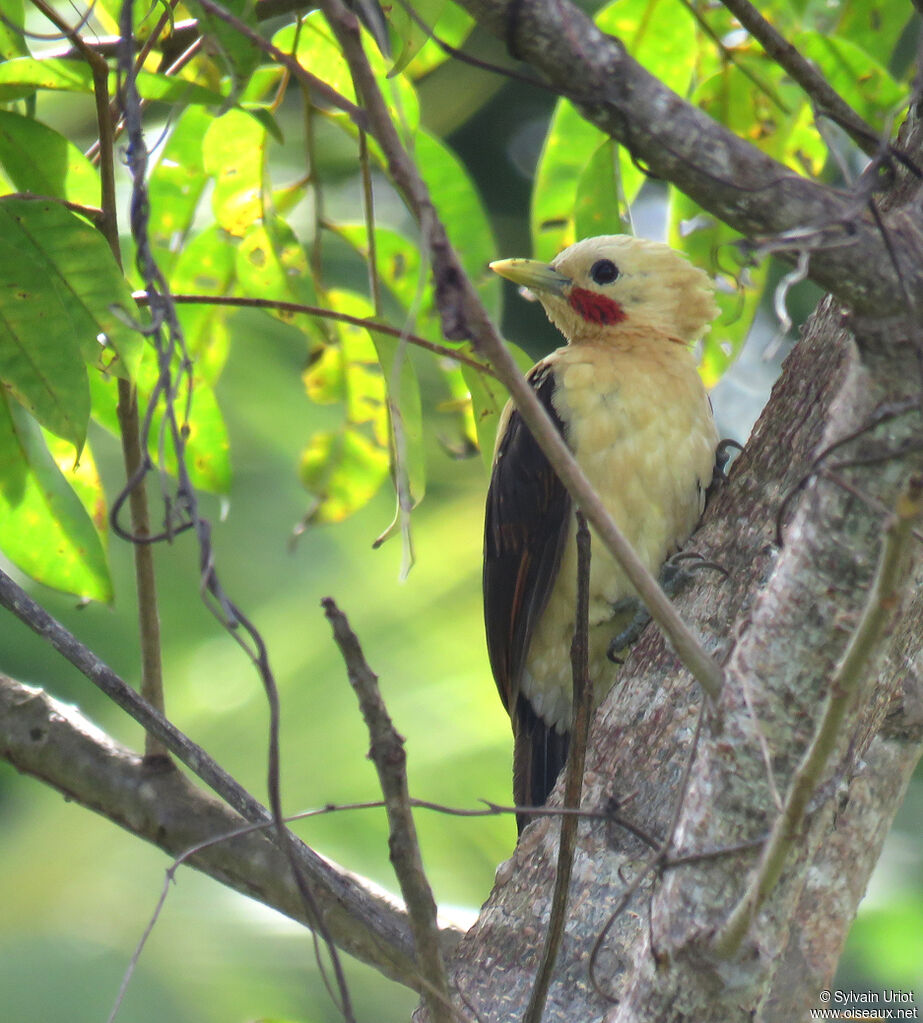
[483, 361, 572, 823]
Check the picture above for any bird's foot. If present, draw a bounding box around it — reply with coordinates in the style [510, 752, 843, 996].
[708, 438, 743, 492]
[606, 597, 648, 663]
[606, 553, 728, 663]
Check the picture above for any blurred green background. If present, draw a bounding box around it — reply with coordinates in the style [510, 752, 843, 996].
[0, 8, 921, 1022]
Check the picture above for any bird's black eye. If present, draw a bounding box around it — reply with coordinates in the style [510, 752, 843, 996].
[590, 258, 619, 285]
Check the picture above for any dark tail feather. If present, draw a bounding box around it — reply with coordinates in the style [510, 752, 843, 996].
[513, 698, 570, 834]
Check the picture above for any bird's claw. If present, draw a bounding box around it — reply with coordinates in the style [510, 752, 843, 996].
[606, 552, 728, 663]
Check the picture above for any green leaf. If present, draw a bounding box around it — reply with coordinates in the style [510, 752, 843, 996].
[187, 0, 261, 97]
[89, 364, 231, 495]
[531, 102, 607, 262]
[671, 192, 767, 387]
[574, 140, 629, 242]
[299, 426, 390, 524]
[833, 0, 914, 70]
[401, 4, 473, 79]
[203, 108, 267, 236]
[0, 58, 227, 105]
[791, 31, 907, 123]
[149, 106, 212, 267]
[336, 223, 442, 345]
[333, 289, 426, 507]
[414, 130, 499, 318]
[667, 61, 816, 383]
[596, 0, 697, 96]
[169, 226, 236, 382]
[0, 110, 99, 206]
[0, 203, 90, 448]
[235, 217, 320, 332]
[460, 348, 510, 471]
[0, 394, 111, 600]
[0, 197, 144, 418]
[0, 0, 29, 62]
[273, 12, 419, 133]
[386, 0, 448, 77]
[531, 0, 698, 260]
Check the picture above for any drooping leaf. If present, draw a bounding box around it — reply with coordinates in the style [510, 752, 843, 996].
[386, 0, 448, 77]
[414, 130, 499, 318]
[531, 0, 697, 261]
[0, 394, 111, 600]
[401, 4, 473, 79]
[0, 197, 144, 379]
[833, 0, 914, 71]
[203, 108, 267, 236]
[0, 110, 99, 207]
[336, 223, 441, 343]
[0, 197, 155, 449]
[0, 0, 29, 61]
[531, 102, 604, 263]
[304, 319, 384, 431]
[149, 106, 212, 267]
[187, 0, 261, 97]
[334, 289, 426, 507]
[574, 140, 629, 241]
[235, 217, 321, 339]
[0, 232, 88, 449]
[596, 0, 697, 97]
[89, 362, 231, 496]
[0, 57, 227, 105]
[299, 426, 390, 525]
[273, 13, 420, 132]
[460, 348, 510, 471]
[667, 60, 820, 383]
[791, 31, 908, 124]
[169, 225, 237, 382]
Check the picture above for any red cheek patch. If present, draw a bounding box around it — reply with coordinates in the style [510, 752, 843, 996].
[567, 286, 626, 325]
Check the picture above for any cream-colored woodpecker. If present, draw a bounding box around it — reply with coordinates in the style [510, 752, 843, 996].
[483, 235, 719, 830]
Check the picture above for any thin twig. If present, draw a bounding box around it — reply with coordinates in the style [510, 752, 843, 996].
[714, 475, 923, 957]
[319, 0, 725, 704]
[524, 514, 594, 1023]
[0, 569, 425, 987]
[130, 291, 499, 378]
[322, 598, 455, 1023]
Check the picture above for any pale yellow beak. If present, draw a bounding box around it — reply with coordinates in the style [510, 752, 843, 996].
[488, 258, 570, 296]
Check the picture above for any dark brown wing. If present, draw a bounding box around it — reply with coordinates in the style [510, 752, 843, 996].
[483, 360, 572, 826]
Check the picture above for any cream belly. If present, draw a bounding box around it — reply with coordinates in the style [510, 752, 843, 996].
[520, 336, 718, 731]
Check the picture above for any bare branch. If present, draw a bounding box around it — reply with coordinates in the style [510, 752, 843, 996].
[322, 599, 455, 1023]
[0, 672, 442, 985]
[0, 569, 435, 984]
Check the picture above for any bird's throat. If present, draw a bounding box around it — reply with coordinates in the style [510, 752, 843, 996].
[567, 286, 626, 325]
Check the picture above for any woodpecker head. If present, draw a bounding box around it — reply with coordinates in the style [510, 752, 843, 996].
[490, 235, 718, 346]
